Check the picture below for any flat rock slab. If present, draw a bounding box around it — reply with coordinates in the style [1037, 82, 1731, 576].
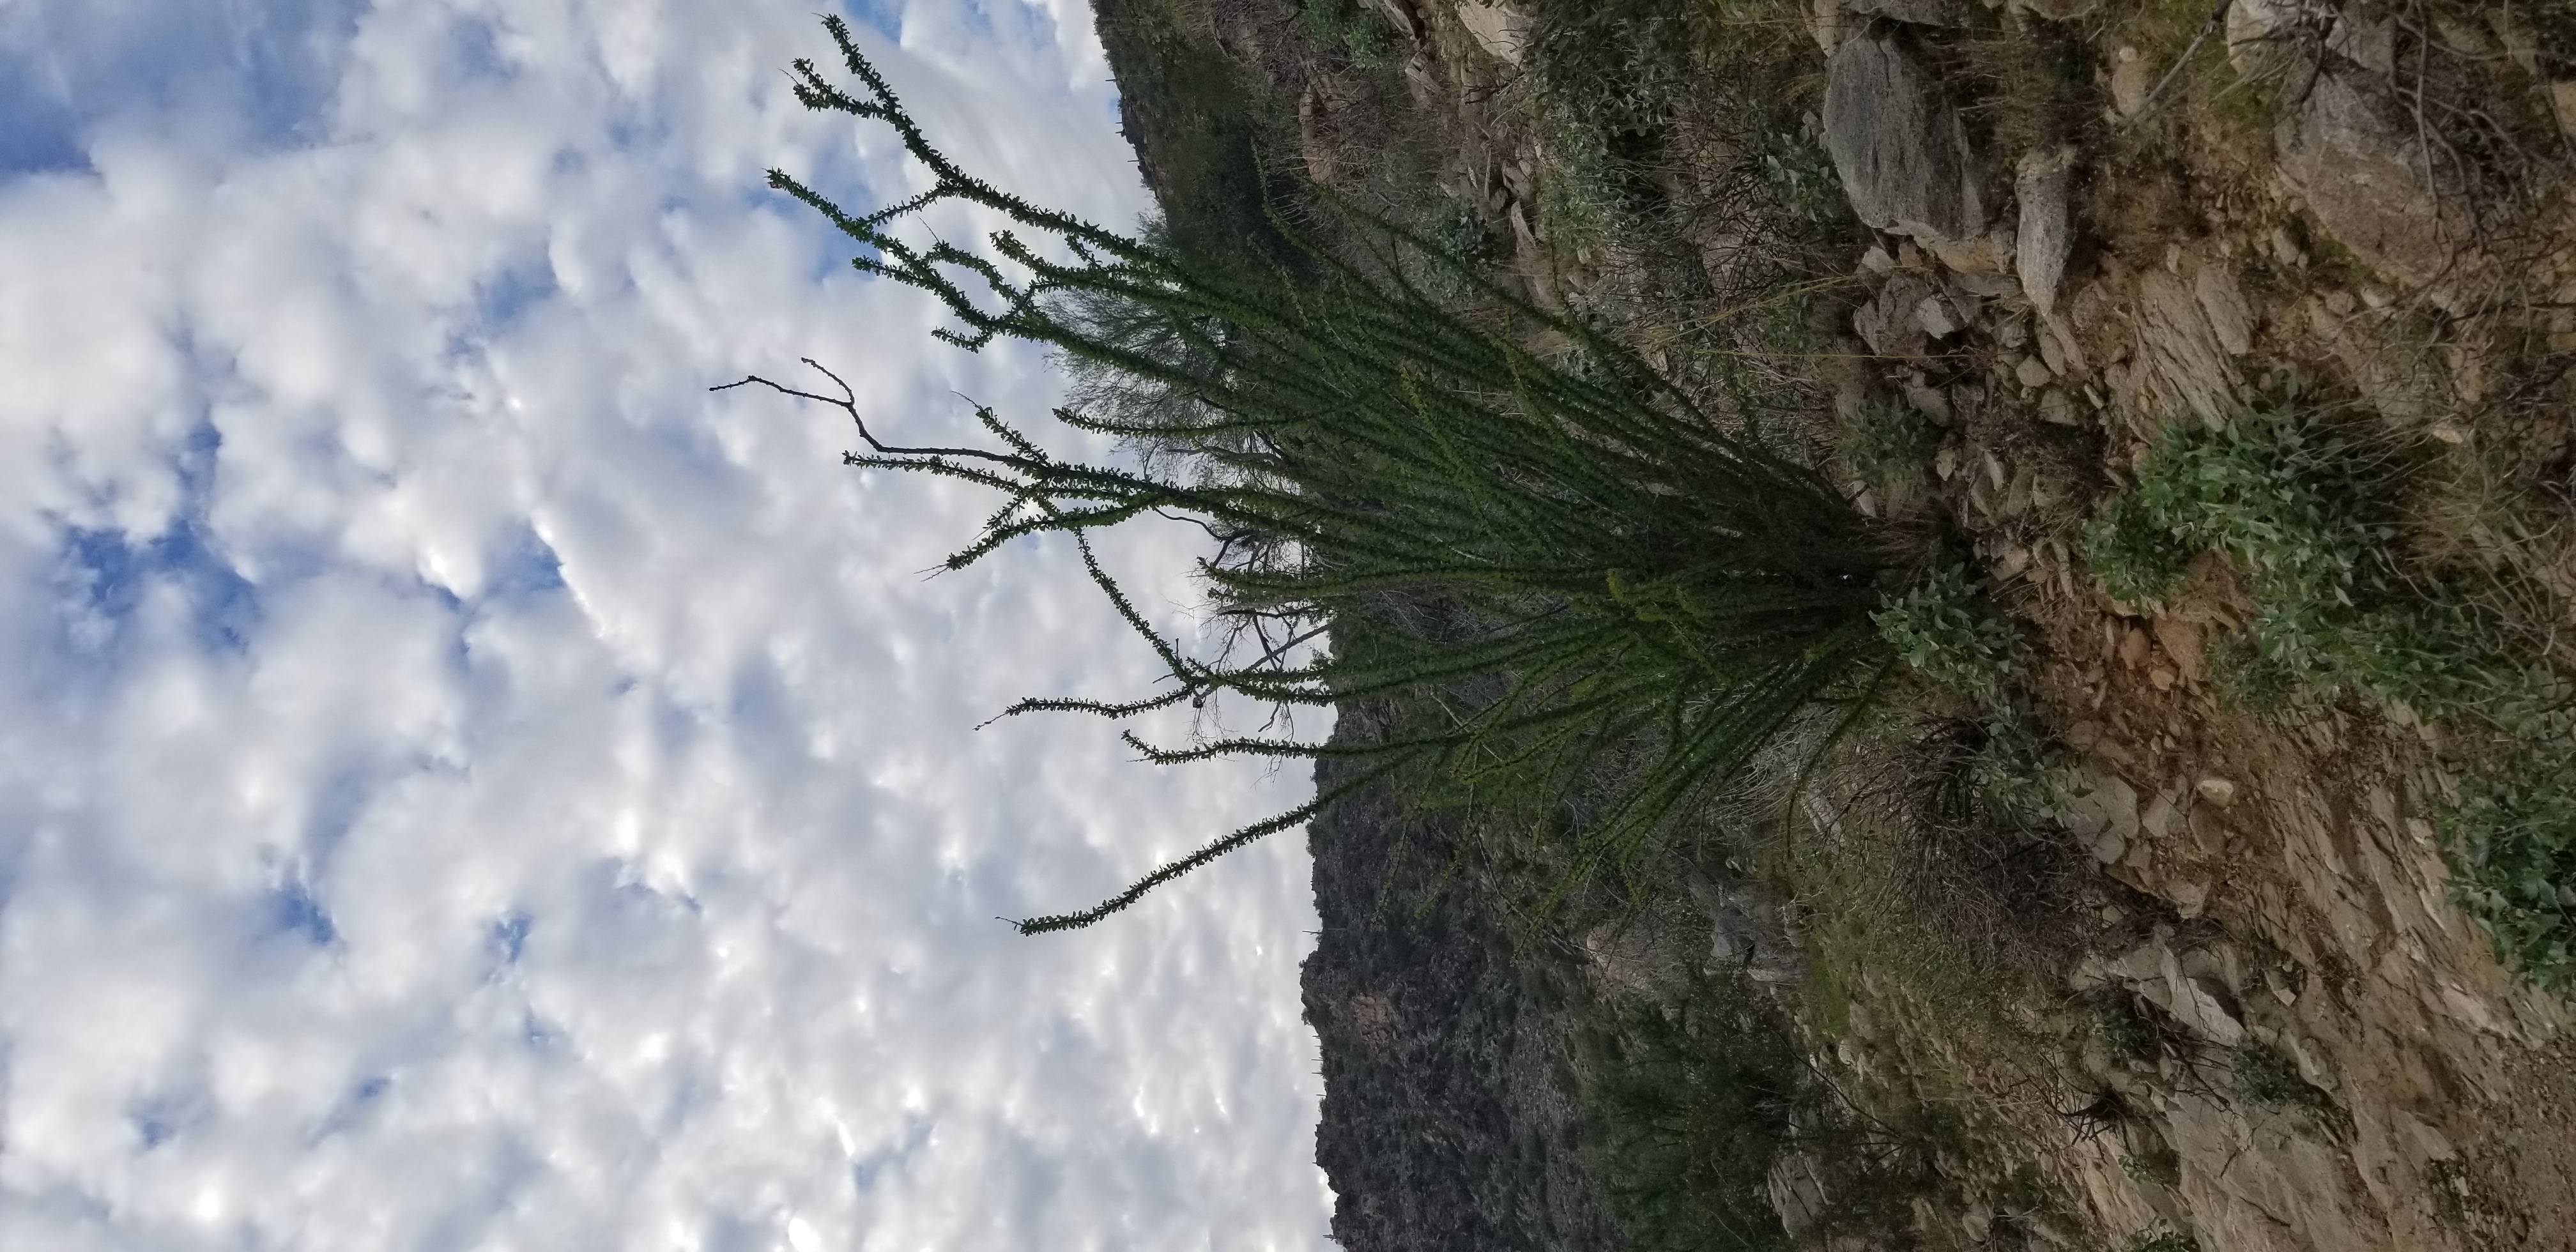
[2014, 145, 2076, 316]
[1823, 24, 1987, 245]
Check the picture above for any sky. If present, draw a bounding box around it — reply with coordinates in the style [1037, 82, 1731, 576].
[0, 1, 1333, 1248]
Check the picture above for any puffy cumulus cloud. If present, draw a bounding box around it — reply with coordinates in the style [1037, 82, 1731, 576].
[0, 1, 1332, 1248]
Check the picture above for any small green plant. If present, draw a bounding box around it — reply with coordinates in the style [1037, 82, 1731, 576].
[2087, 994, 2155, 1064]
[1972, 702, 2071, 815]
[2123, 1224, 2200, 1252]
[1839, 397, 1932, 497]
[2119, 1150, 2180, 1187]
[1755, 126, 1843, 225]
[2227, 1042, 2321, 1113]
[1873, 563, 2025, 710]
[1303, 0, 1397, 68]
[2078, 492, 2193, 609]
[2440, 745, 2576, 995]
[1873, 565, 2069, 811]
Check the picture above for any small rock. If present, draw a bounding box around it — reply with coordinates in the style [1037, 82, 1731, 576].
[2119, 626, 2150, 668]
[2195, 777, 2237, 807]
[2168, 880, 2209, 919]
[1926, 233, 2003, 273]
[1905, 379, 1954, 424]
[2553, 81, 2576, 135]
[1952, 270, 2020, 299]
[1860, 243, 1896, 273]
[1853, 272, 1935, 358]
[1995, 316, 2029, 349]
[1915, 293, 1965, 338]
[2142, 787, 2183, 839]
[2062, 770, 2142, 864]
[2110, 47, 2152, 118]
[2037, 317, 2067, 375]
[2039, 388, 2078, 425]
[2432, 13, 2492, 56]
[1808, 0, 1846, 54]
[2014, 356, 2054, 388]
[1935, 445, 1961, 480]
[2264, 965, 2299, 1005]
[2149, 666, 2177, 691]
[2228, 0, 2312, 79]
[1944, 284, 1982, 324]
[2150, 616, 2205, 682]
[2267, 225, 2306, 268]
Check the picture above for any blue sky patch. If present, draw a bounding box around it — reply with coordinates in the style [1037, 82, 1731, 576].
[0, 0, 365, 178]
[269, 878, 338, 947]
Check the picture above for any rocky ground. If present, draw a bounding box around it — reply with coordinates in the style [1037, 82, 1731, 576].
[1800, 4, 2576, 1248]
[1106, 0, 2576, 1246]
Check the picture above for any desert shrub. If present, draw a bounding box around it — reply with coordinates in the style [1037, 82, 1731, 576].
[1755, 123, 1843, 226]
[751, 17, 1897, 931]
[1584, 973, 1798, 1251]
[2085, 397, 2533, 720]
[2440, 745, 2576, 995]
[1519, 0, 1841, 252]
[2227, 1042, 2321, 1113]
[1522, 0, 1712, 141]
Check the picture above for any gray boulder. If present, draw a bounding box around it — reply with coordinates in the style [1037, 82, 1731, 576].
[2275, 65, 2478, 298]
[1823, 24, 1988, 246]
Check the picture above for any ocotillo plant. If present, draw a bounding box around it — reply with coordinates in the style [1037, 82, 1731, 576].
[730, 15, 1896, 933]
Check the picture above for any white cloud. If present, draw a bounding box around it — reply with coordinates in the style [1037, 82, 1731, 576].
[0, 1, 1331, 1248]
